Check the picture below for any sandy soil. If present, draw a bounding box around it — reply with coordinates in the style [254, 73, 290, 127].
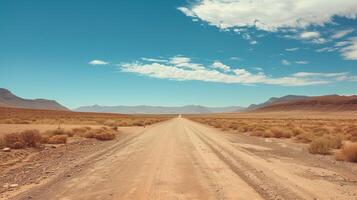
[1, 117, 357, 200]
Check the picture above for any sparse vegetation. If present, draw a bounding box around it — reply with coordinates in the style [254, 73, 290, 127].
[335, 143, 357, 162]
[308, 137, 330, 155]
[3, 130, 42, 149]
[189, 115, 357, 161]
[47, 135, 68, 144]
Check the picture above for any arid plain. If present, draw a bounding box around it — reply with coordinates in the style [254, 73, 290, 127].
[0, 106, 356, 200]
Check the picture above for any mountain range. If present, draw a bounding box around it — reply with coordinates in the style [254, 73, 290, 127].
[0, 88, 68, 111]
[74, 105, 244, 114]
[1, 88, 356, 113]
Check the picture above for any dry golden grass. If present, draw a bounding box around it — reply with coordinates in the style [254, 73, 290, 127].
[2, 130, 42, 149]
[81, 128, 116, 141]
[46, 135, 68, 144]
[188, 114, 357, 160]
[335, 143, 357, 162]
[309, 137, 330, 155]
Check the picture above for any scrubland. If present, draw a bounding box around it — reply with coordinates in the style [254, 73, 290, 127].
[0, 107, 170, 150]
[189, 114, 357, 163]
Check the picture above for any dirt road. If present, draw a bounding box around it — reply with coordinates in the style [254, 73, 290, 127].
[8, 117, 357, 200]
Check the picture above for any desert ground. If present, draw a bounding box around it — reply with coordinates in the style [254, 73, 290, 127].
[0, 109, 356, 200]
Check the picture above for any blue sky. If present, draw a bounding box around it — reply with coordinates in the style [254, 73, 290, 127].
[1, 0, 357, 109]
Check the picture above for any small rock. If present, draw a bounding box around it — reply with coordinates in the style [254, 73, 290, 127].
[9, 184, 18, 188]
[3, 183, 9, 188]
[2, 147, 11, 152]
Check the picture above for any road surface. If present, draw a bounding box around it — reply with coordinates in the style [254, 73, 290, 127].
[10, 117, 357, 200]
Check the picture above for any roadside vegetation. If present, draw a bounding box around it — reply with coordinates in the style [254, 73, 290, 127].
[0, 107, 170, 126]
[190, 117, 357, 163]
[0, 126, 120, 150]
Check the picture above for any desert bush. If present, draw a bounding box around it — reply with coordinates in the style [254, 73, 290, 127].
[312, 127, 330, 137]
[270, 128, 291, 138]
[46, 128, 74, 137]
[93, 132, 116, 141]
[326, 135, 342, 149]
[238, 125, 250, 133]
[335, 143, 357, 162]
[291, 127, 304, 136]
[228, 123, 239, 130]
[309, 137, 330, 155]
[250, 130, 265, 137]
[3, 130, 42, 149]
[83, 129, 116, 141]
[47, 135, 67, 144]
[72, 127, 92, 135]
[20, 130, 42, 147]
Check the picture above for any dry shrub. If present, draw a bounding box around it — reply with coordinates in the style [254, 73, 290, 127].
[250, 130, 265, 137]
[270, 128, 291, 138]
[93, 132, 115, 141]
[72, 127, 91, 135]
[3, 130, 42, 149]
[291, 127, 304, 136]
[83, 129, 116, 141]
[309, 137, 330, 155]
[295, 132, 316, 143]
[46, 128, 74, 137]
[47, 135, 67, 144]
[213, 123, 222, 129]
[133, 121, 145, 126]
[312, 127, 330, 137]
[238, 125, 250, 133]
[228, 123, 239, 130]
[325, 135, 342, 149]
[335, 143, 357, 162]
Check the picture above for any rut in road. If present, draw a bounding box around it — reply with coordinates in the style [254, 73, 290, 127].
[11, 117, 357, 200]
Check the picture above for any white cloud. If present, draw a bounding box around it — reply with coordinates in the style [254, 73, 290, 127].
[340, 37, 357, 60]
[89, 60, 109, 65]
[178, 0, 357, 32]
[316, 47, 338, 52]
[177, 7, 196, 17]
[285, 47, 299, 52]
[281, 59, 291, 66]
[250, 40, 258, 45]
[335, 41, 350, 47]
[141, 57, 167, 63]
[295, 61, 308, 64]
[331, 29, 354, 39]
[169, 56, 205, 70]
[298, 31, 327, 44]
[118, 56, 355, 86]
[212, 61, 231, 72]
[293, 72, 348, 78]
[300, 31, 320, 39]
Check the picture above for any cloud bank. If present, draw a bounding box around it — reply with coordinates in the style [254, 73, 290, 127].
[118, 56, 354, 86]
[178, 0, 357, 32]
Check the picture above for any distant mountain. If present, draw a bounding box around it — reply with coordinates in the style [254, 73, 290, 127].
[251, 95, 357, 111]
[75, 105, 244, 114]
[0, 88, 68, 111]
[247, 95, 309, 110]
